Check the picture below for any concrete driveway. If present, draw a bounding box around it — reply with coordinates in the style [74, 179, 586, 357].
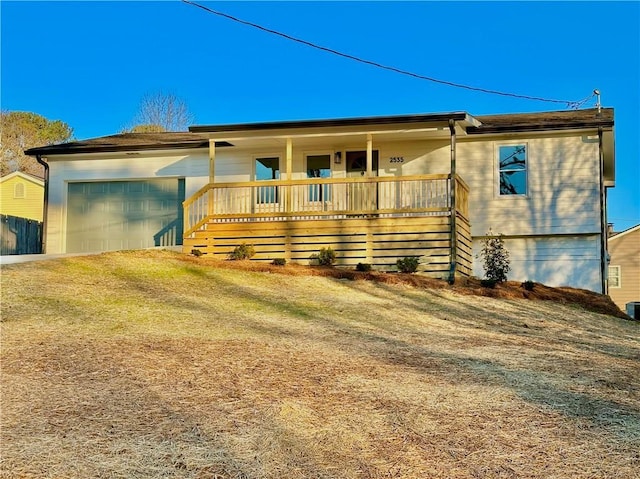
[0, 253, 98, 265]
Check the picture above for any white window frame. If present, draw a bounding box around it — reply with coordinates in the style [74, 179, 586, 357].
[496, 142, 528, 197]
[608, 265, 621, 288]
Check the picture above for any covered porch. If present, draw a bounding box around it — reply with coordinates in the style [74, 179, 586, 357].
[183, 174, 471, 278]
[182, 114, 477, 280]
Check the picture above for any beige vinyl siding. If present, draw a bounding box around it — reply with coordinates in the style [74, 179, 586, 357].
[458, 133, 601, 237]
[0, 175, 44, 221]
[608, 228, 640, 311]
[473, 235, 602, 292]
[45, 150, 208, 253]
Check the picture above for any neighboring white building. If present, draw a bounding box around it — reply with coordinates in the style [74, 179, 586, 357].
[26, 108, 615, 293]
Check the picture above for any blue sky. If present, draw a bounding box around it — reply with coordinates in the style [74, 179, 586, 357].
[2, 1, 639, 231]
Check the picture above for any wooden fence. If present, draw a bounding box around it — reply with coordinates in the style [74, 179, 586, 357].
[1, 215, 43, 255]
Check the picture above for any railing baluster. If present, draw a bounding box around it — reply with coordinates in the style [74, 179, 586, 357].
[185, 174, 459, 234]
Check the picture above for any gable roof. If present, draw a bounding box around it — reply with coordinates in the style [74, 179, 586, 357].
[470, 108, 613, 134]
[24, 108, 614, 157]
[0, 171, 45, 186]
[608, 224, 640, 242]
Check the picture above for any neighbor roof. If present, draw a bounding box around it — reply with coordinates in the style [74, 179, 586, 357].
[608, 224, 640, 241]
[0, 171, 45, 185]
[25, 108, 614, 157]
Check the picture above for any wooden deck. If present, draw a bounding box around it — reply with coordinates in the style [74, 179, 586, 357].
[183, 174, 471, 278]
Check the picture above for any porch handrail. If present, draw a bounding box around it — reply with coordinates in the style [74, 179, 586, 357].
[184, 174, 468, 237]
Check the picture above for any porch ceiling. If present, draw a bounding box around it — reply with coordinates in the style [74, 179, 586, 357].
[209, 124, 457, 149]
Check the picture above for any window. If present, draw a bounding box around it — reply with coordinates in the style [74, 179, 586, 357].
[255, 156, 280, 204]
[306, 154, 331, 202]
[14, 182, 25, 199]
[498, 145, 527, 195]
[608, 265, 621, 288]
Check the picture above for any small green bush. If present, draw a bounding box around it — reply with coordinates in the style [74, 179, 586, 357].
[312, 247, 336, 266]
[191, 249, 203, 257]
[481, 279, 498, 289]
[480, 229, 510, 283]
[396, 257, 419, 273]
[522, 280, 535, 291]
[229, 243, 255, 260]
[356, 262, 372, 272]
[272, 258, 286, 266]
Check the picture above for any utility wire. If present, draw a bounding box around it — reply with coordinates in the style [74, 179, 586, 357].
[182, 0, 595, 109]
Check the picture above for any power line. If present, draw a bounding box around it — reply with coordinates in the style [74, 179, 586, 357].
[182, 0, 595, 109]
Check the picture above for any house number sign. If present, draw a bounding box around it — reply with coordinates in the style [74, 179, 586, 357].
[389, 157, 405, 163]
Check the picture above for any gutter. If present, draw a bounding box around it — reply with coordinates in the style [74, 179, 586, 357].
[448, 118, 457, 285]
[35, 155, 49, 254]
[598, 127, 607, 294]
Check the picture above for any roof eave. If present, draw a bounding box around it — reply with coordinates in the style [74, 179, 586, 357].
[24, 140, 231, 157]
[467, 120, 615, 135]
[189, 112, 475, 133]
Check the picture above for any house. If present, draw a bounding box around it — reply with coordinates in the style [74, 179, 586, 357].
[608, 224, 640, 316]
[25, 108, 615, 293]
[0, 171, 45, 221]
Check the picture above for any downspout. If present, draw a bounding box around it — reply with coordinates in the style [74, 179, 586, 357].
[448, 119, 457, 284]
[35, 155, 49, 254]
[598, 127, 607, 294]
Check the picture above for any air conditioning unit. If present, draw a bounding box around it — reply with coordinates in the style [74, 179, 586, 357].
[626, 302, 640, 320]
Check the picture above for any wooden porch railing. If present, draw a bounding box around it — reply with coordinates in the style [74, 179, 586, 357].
[184, 174, 469, 237]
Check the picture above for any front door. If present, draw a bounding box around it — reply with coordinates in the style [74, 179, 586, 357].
[346, 150, 379, 212]
[346, 150, 379, 178]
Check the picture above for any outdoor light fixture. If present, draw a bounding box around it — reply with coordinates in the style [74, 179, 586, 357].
[334, 151, 342, 164]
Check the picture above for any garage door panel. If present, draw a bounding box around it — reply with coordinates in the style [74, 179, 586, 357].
[67, 179, 184, 253]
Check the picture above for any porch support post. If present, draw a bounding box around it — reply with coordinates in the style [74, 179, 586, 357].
[366, 134, 373, 177]
[448, 119, 457, 284]
[208, 139, 216, 183]
[208, 139, 216, 215]
[286, 138, 293, 213]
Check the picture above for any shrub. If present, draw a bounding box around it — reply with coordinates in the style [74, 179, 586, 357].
[481, 279, 498, 289]
[229, 243, 255, 260]
[396, 257, 419, 273]
[522, 280, 535, 291]
[480, 229, 510, 283]
[356, 262, 372, 272]
[191, 249, 203, 257]
[272, 258, 286, 266]
[312, 247, 336, 266]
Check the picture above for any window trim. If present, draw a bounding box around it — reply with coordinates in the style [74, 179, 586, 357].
[496, 142, 528, 198]
[608, 265, 621, 289]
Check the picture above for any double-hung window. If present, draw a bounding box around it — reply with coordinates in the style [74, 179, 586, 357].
[306, 154, 332, 202]
[498, 144, 527, 196]
[608, 265, 621, 288]
[255, 156, 280, 204]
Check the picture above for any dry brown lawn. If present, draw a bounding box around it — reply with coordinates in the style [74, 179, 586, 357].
[1, 249, 639, 478]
